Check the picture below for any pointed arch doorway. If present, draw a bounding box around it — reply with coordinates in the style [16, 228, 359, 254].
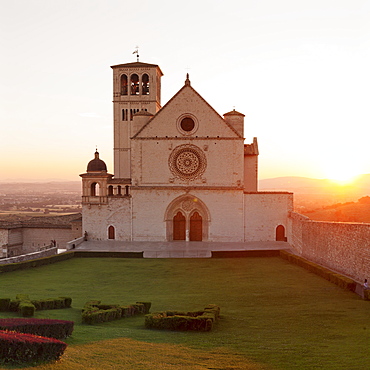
[165, 195, 209, 242]
[190, 212, 202, 241]
[173, 212, 186, 240]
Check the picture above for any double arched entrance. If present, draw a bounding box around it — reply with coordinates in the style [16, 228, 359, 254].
[173, 211, 203, 241]
[165, 195, 210, 241]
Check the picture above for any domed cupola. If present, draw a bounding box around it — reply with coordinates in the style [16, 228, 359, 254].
[87, 150, 107, 172]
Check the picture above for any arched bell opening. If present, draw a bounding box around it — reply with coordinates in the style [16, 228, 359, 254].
[120, 74, 128, 95]
[142, 73, 149, 95]
[130, 74, 139, 95]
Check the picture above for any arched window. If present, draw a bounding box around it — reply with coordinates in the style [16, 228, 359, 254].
[142, 73, 149, 95]
[130, 74, 139, 95]
[120, 74, 128, 95]
[117, 185, 122, 196]
[108, 185, 114, 196]
[108, 226, 115, 240]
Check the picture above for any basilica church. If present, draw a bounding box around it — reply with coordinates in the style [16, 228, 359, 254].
[80, 60, 292, 243]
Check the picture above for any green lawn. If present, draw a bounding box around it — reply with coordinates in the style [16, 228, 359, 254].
[0, 257, 368, 369]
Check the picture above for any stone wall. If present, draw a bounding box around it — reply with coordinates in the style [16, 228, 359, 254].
[21, 227, 76, 253]
[244, 192, 293, 242]
[288, 212, 370, 282]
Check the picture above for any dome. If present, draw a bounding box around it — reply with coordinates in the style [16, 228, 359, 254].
[87, 150, 107, 172]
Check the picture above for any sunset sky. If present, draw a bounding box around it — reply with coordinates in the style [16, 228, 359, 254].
[1, 0, 370, 182]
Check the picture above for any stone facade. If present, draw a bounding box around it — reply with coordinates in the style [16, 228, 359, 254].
[245, 192, 293, 241]
[80, 61, 291, 243]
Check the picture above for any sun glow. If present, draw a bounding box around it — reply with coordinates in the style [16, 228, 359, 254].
[322, 160, 361, 185]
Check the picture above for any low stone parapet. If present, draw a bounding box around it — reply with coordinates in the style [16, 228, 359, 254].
[0, 247, 57, 265]
[66, 236, 85, 250]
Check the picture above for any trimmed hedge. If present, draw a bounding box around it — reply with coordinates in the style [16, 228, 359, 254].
[82, 300, 151, 325]
[145, 304, 220, 332]
[0, 295, 72, 317]
[0, 330, 67, 365]
[280, 251, 357, 292]
[0, 318, 74, 339]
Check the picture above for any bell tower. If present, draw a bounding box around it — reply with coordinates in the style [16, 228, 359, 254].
[111, 61, 163, 178]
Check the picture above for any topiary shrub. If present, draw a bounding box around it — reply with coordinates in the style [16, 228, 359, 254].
[82, 301, 151, 324]
[0, 318, 74, 339]
[145, 305, 220, 332]
[0, 330, 67, 365]
[19, 302, 35, 317]
[0, 295, 73, 317]
[0, 298, 10, 312]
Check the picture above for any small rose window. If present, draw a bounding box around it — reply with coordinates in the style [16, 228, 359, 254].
[180, 117, 195, 132]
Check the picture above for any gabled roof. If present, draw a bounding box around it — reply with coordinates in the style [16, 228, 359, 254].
[132, 76, 243, 139]
[224, 109, 245, 117]
[110, 62, 163, 76]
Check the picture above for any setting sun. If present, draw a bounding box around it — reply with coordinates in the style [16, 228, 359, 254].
[322, 161, 361, 185]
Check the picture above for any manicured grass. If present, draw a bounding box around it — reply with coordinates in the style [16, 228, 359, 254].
[0, 257, 368, 369]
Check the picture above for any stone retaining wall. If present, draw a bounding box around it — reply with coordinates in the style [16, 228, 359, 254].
[288, 212, 370, 282]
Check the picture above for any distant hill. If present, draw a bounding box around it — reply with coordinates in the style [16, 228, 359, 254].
[301, 196, 370, 223]
[259, 174, 370, 195]
[259, 175, 370, 222]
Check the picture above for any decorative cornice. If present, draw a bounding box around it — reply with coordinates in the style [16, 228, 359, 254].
[131, 186, 244, 191]
[132, 136, 243, 141]
[244, 191, 293, 195]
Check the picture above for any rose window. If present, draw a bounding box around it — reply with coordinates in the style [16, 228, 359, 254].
[169, 145, 206, 180]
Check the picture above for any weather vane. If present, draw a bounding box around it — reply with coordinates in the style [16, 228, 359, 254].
[133, 46, 139, 62]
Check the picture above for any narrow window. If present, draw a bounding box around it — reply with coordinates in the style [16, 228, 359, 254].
[121, 74, 128, 95]
[130, 74, 139, 95]
[125, 185, 130, 196]
[108, 185, 113, 196]
[117, 185, 122, 195]
[142, 73, 149, 95]
[122, 109, 125, 121]
[108, 226, 115, 239]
